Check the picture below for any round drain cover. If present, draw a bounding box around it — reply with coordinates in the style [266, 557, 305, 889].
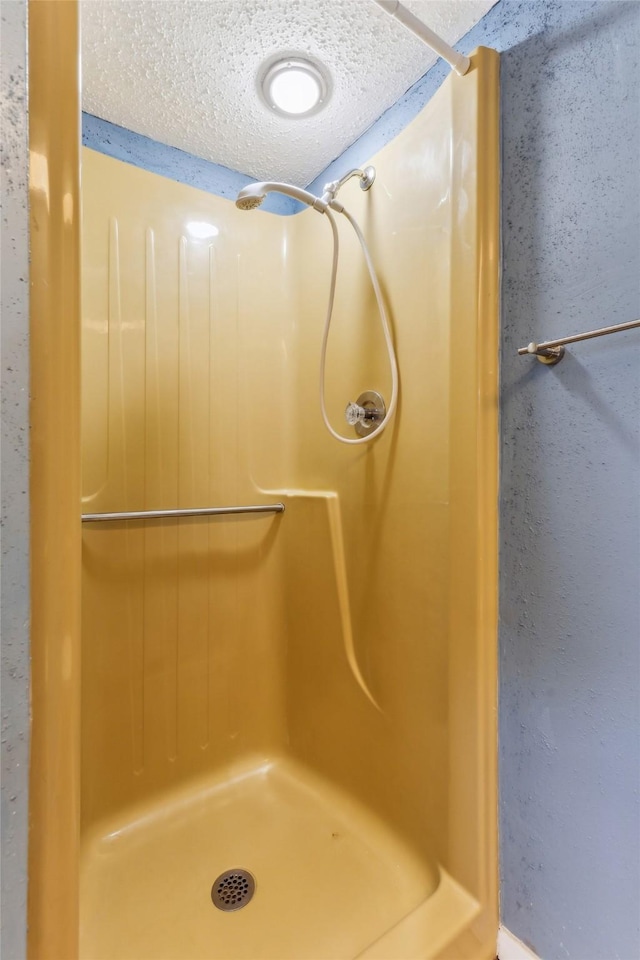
[211, 869, 256, 912]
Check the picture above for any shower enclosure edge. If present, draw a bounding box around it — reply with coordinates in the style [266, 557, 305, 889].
[27, 1, 82, 957]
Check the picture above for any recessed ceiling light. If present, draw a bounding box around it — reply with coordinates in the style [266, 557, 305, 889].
[259, 56, 330, 118]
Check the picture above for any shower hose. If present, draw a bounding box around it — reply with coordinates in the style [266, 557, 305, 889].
[320, 206, 399, 445]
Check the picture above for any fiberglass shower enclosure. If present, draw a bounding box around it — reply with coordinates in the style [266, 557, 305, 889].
[28, 4, 499, 956]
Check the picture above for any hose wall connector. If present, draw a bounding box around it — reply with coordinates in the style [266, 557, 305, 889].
[344, 391, 387, 438]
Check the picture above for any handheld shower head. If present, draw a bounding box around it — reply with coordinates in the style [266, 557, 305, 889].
[236, 195, 265, 211]
[235, 185, 267, 210]
[235, 181, 328, 213]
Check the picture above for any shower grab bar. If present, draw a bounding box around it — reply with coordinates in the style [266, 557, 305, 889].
[518, 318, 640, 365]
[81, 504, 285, 523]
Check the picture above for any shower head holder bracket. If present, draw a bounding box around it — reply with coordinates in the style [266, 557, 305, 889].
[323, 166, 376, 202]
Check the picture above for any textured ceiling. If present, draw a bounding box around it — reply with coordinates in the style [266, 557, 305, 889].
[81, 0, 495, 186]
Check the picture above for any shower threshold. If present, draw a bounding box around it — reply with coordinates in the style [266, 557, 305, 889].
[79, 755, 438, 960]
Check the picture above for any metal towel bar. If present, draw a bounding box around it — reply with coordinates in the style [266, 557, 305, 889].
[81, 504, 285, 523]
[518, 318, 640, 365]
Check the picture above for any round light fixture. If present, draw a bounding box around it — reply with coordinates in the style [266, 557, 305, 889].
[259, 56, 330, 118]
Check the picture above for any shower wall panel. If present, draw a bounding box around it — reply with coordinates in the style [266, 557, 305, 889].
[283, 100, 454, 865]
[81, 151, 294, 829]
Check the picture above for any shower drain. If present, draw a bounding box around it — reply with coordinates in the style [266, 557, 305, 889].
[211, 869, 256, 912]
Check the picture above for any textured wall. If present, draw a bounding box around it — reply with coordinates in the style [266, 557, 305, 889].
[0, 2, 30, 958]
[498, 3, 640, 959]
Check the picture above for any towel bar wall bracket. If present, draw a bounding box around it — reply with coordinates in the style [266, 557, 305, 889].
[522, 343, 566, 365]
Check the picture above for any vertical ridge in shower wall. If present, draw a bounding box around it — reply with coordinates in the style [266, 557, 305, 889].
[447, 44, 499, 913]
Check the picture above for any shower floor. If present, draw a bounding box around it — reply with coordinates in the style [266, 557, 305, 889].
[79, 755, 436, 960]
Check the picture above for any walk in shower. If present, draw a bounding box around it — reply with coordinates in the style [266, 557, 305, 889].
[27, 3, 499, 953]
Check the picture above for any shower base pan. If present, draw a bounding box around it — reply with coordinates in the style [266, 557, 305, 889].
[80, 756, 480, 959]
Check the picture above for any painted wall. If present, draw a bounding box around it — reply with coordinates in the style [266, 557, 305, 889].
[498, 4, 640, 959]
[0, 2, 30, 958]
[81, 114, 300, 216]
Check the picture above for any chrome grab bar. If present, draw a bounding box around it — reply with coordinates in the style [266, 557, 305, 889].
[81, 504, 285, 523]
